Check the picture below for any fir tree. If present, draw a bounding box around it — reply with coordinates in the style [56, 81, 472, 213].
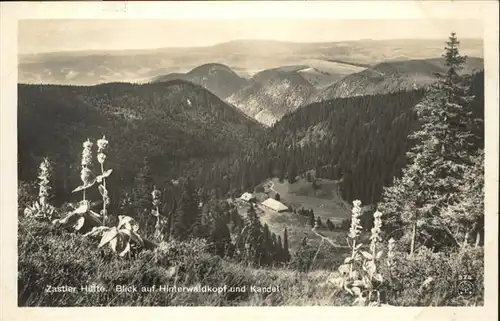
[379, 33, 481, 253]
[192, 209, 212, 239]
[316, 216, 323, 228]
[262, 224, 274, 265]
[171, 178, 200, 241]
[441, 149, 484, 247]
[243, 204, 264, 265]
[272, 232, 278, 251]
[283, 228, 290, 262]
[308, 211, 315, 227]
[301, 235, 308, 247]
[287, 161, 298, 184]
[229, 207, 244, 234]
[276, 235, 284, 263]
[326, 218, 335, 231]
[132, 156, 154, 215]
[209, 216, 232, 257]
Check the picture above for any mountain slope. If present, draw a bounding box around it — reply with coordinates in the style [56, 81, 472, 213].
[227, 68, 316, 126]
[18, 80, 264, 198]
[151, 63, 249, 99]
[209, 71, 484, 208]
[310, 57, 484, 102]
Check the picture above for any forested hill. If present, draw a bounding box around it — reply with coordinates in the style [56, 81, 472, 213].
[226, 68, 316, 126]
[18, 80, 265, 200]
[265, 89, 426, 205]
[265, 70, 484, 204]
[207, 70, 484, 206]
[309, 57, 483, 103]
[151, 63, 249, 99]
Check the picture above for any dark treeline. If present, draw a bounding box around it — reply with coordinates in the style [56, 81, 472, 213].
[18, 71, 484, 214]
[18, 79, 264, 206]
[200, 70, 484, 206]
[201, 89, 427, 205]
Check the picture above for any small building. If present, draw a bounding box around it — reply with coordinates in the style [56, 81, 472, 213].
[261, 198, 288, 213]
[240, 192, 256, 203]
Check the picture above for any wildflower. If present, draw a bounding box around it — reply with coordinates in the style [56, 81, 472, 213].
[349, 200, 363, 239]
[96, 136, 108, 151]
[81, 139, 93, 166]
[151, 186, 163, 240]
[370, 211, 383, 254]
[80, 167, 92, 185]
[97, 153, 106, 164]
[101, 188, 110, 206]
[83, 140, 93, 149]
[38, 158, 51, 205]
[25, 158, 57, 220]
[151, 187, 161, 207]
[95, 135, 111, 226]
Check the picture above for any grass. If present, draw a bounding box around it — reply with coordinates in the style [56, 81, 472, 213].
[18, 217, 350, 307]
[18, 211, 484, 307]
[233, 178, 351, 254]
[269, 177, 352, 222]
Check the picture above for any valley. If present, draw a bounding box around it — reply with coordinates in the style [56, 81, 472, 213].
[15, 31, 487, 308]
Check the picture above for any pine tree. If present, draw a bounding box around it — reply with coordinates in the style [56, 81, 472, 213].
[283, 228, 290, 262]
[316, 216, 323, 228]
[243, 204, 264, 265]
[209, 216, 232, 257]
[262, 224, 274, 265]
[301, 235, 308, 247]
[379, 33, 481, 253]
[326, 218, 335, 231]
[276, 235, 284, 263]
[132, 156, 154, 215]
[192, 209, 212, 239]
[272, 232, 278, 251]
[308, 211, 315, 227]
[441, 149, 484, 247]
[229, 207, 244, 234]
[287, 161, 297, 184]
[171, 179, 200, 241]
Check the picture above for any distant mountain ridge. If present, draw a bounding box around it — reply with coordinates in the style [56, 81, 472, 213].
[310, 57, 484, 102]
[18, 38, 483, 86]
[151, 63, 249, 99]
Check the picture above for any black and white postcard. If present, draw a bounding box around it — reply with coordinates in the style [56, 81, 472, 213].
[1, 1, 498, 321]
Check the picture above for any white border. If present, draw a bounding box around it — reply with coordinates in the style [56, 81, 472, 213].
[1, 1, 498, 321]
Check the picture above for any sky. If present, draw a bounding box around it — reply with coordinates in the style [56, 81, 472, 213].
[18, 19, 483, 54]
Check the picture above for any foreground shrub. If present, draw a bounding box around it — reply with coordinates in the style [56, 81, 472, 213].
[18, 181, 37, 213]
[379, 246, 484, 306]
[18, 217, 346, 306]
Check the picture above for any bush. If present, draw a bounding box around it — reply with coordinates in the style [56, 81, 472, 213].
[18, 217, 346, 306]
[289, 243, 349, 273]
[254, 185, 265, 193]
[379, 246, 484, 306]
[18, 181, 37, 212]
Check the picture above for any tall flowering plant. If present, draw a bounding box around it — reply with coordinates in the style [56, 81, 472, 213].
[38, 158, 51, 206]
[337, 200, 385, 306]
[151, 186, 164, 241]
[79, 139, 94, 201]
[24, 158, 57, 221]
[96, 136, 113, 225]
[53, 138, 103, 232]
